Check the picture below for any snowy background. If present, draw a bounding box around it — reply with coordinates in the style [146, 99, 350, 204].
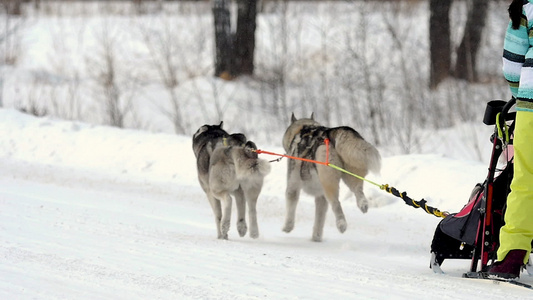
[2, 1, 533, 299]
[0, 0, 513, 157]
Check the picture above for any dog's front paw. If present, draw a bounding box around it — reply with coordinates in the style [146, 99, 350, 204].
[282, 221, 295, 233]
[311, 234, 323, 242]
[336, 218, 347, 233]
[358, 200, 369, 214]
[237, 219, 247, 237]
[220, 221, 231, 239]
[249, 228, 259, 239]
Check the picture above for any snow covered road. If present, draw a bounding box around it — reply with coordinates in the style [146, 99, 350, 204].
[1, 110, 533, 299]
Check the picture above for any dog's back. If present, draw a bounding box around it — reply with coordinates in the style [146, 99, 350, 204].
[327, 126, 381, 175]
[193, 122, 228, 176]
[192, 122, 246, 191]
[283, 116, 380, 176]
[210, 141, 271, 195]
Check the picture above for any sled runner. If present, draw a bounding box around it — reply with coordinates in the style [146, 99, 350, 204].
[429, 98, 527, 276]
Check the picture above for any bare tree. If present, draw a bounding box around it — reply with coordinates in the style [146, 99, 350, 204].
[1, 0, 26, 16]
[0, 0, 26, 107]
[453, 0, 489, 82]
[430, 0, 489, 87]
[234, 0, 257, 75]
[132, 0, 145, 14]
[429, 0, 452, 89]
[212, 0, 258, 79]
[213, 0, 233, 78]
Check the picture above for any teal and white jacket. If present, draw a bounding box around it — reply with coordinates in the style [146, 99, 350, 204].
[503, 0, 533, 112]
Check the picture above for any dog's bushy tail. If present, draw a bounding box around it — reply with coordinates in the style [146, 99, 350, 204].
[329, 127, 381, 175]
[235, 142, 272, 180]
[236, 158, 271, 180]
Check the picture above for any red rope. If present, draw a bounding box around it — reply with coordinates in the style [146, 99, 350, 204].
[255, 138, 330, 166]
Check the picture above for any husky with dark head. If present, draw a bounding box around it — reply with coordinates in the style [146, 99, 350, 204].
[282, 113, 381, 242]
[193, 122, 271, 240]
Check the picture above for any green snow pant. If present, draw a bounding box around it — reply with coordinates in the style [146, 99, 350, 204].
[497, 110, 533, 264]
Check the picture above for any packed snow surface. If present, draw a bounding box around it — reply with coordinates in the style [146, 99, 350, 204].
[1, 109, 532, 299]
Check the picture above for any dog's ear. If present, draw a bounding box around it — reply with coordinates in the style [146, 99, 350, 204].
[193, 125, 208, 139]
[310, 112, 315, 120]
[218, 121, 223, 128]
[245, 141, 257, 150]
[244, 141, 258, 158]
[291, 113, 297, 123]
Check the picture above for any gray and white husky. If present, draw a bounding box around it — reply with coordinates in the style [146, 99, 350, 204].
[282, 113, 381, 242]
[192, 122, 271, 240]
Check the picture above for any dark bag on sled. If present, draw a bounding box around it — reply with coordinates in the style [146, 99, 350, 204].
[430, 164, 512, 266]
[430, 99, 515, 273]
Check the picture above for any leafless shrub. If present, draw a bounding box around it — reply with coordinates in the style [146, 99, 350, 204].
[136, 8, 210, 134]
[138, 17, 186, 133]
[85, 20, 129, 128]
[16, 77, 49, 117]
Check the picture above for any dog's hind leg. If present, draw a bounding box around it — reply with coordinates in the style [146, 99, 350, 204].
[283, 184, 301, 233]
[207, 194, 224, 239]
[218, 193, 233, 240]
[283, 160, 303, 233]
[354, 184, 368, 214]
[324, 191, 347, 234]
[342, 173, 369, 213]
[244, 184, 261, 239]
[312, 195, 328, 242]
[233, 187, 248, 237]
[318, 165, 347, 234]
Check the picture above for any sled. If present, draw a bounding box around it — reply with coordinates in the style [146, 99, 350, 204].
[429, 98, 525, 276]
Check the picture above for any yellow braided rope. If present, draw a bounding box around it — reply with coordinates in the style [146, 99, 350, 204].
[256, 148, 448, 218]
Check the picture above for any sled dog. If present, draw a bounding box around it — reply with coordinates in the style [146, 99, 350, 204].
[282, 113, 381, 242]
[193, 122, 271, 239]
